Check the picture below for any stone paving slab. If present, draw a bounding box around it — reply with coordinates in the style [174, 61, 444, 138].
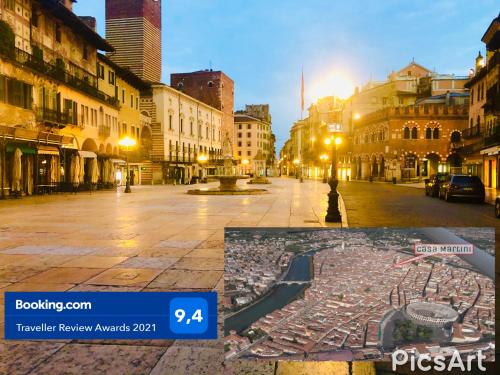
[0, 341, 66, 375]
[31, 344, 167, 375]
[22, 268, 106, 285]
[57, 256, 129, 269]
[172, 256, 224, 271]
[148, 270, 222, 289]
[149, 345, 223, 375]
[84, 268, 162, 287]
[0, 267, 48, 283]
[113, 256, 179, 269]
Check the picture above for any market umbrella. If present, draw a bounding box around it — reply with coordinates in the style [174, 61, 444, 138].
[12, 148, 22, 193]
[71, 154, 80, 185]
[50, 156, 58, 184]
[79, 155, 85, 185]
[90, 157, 99, 184]
[26, 157, 33, 195]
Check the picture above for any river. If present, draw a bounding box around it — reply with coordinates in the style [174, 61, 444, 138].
[224, 253, 314, 335]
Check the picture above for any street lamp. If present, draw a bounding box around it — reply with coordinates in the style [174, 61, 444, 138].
[320, 153, 329, 183]
[324, 136, 342, 223]
[293, 158, 300, 180]
[197, 153, 208, 182]
[118, 136, 137, 193]
[241, 158, 249, 174]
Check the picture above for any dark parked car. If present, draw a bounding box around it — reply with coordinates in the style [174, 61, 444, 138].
[424, 173, 448, 197]
[495, 197, 500, 218]
[439, 175, 485, 202]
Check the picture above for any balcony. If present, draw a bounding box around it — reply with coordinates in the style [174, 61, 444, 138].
[484, 125, 500, 148]
[461, 125, 482, 139]
[36, 107, 68, 127]
[2, 47, 119, 108]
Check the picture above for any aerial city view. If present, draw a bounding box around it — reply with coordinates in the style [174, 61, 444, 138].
[224, 228, 496, 362]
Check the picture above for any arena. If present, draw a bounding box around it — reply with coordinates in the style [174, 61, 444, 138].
[406, 302, 459, 327]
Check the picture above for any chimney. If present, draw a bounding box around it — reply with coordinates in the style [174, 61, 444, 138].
[79, 16, 96, 31]
[61, 0, 75, 11]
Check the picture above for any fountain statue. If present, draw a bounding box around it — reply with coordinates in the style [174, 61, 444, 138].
[187, 133, 267, 195]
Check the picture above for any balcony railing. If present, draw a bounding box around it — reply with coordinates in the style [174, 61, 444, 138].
[3, 47, 119, 108]
[36, 107, 68, 125]
[484, 125, 500, 148]
[461, 125, 481, 139]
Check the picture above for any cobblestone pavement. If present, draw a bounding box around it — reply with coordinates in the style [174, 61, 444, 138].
[0, 178, 341, 375]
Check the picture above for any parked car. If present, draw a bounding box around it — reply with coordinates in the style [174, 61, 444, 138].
[495, 197, 500, 218]
[424, 173, 448, 197]
[439, 175, 485, 203]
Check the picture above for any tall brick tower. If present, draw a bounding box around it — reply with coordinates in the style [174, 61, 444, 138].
[171, 70, 235, 150]
[105, 0, 162, 82]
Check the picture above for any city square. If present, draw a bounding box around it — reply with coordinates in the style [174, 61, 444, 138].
[0, 0, 499, 374]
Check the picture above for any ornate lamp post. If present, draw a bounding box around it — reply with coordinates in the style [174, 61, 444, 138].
[197, 153, 208, 182]
[324, 136, 342, 223]
[320, 153, 329, 183]
[118, 136, 137, 194]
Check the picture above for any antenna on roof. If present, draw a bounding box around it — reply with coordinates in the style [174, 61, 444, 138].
[209, 60, 212, 71]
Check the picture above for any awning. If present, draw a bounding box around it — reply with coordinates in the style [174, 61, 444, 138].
[5, 144, 36, 155]
[480, 146, 500, 156]
[78, 151, 97, 158]
[111, 159, 126, 164]
[38, 145, 60, 156]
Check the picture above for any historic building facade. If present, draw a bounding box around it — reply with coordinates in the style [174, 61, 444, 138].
[0, 0, 152, 197]
[170, 70, 235, 155]
[234, 104, 275, 175]
[351, 104, 468, 182]
[141, 83, 223, 184]
[461, 14, 499, 189]
[105, 0, 162, 82]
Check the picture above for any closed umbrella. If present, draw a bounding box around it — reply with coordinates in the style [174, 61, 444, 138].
[12, 148, 22, 194]
[26, 157, 33, 195]
[90, 158, 98, 184]
[71, 154, 80, 186]
[79, 155, 85, 185]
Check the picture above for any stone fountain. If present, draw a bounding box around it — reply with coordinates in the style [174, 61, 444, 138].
[187, 134, 267, 195]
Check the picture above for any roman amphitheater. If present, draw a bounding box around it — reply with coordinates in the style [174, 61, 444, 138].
[406, 302, 459, 327]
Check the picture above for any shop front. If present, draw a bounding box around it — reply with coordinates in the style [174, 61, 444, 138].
[481, 146, 499, 189]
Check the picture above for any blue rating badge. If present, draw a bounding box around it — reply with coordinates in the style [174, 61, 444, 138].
[4, 292, 217, 340]
[169, 297, 208, 334]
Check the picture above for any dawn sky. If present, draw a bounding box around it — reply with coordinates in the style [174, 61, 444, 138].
[74, 0, 499, 151]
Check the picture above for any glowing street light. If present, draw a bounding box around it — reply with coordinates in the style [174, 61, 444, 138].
[324, 134, 343, 222]
[118, 136, 137, 193]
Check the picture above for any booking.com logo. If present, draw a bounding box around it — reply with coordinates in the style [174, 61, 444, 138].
[392, 349, 487, 372]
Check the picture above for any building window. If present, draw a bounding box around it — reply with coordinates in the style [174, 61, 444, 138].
[55, 23, 61, 43]
[247, 142, 251, 147]
[247, 132, 251, 138]
[247, 151, 251, 156]
[83, 45, 88, 60]
[207, 81, 214, 87]
[5, 0, 15, 11]
[451, 131, 461, 143]
[433, 128, 439, 139]
[109, 71, 115, 85]
[411, 127, 418, 139]
[403, 127, 410, 139]
[136, 97, 139, 110]
[130, 94, 133, 107]
[190, 121, 193, 135]
[238, 132, 242, 138]
[98, 64, 105, 79]
[168, 115, 172, 130]
[247, 124, 251, 129]
[122, 89, 125, 103]
[238, 151, 242, 156]
[6, 78, 33, 109]
[180, 118, 184, 133]
[238, 141, 242, 147]
[425, 127, 432, 139]
[238, 124, 242, 130]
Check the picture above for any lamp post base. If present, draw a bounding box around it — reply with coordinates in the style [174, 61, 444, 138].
[325, 179, 342, 223]
[124, 184, 131, 193]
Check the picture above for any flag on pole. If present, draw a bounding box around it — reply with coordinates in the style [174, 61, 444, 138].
[301, 68, 305, 114]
